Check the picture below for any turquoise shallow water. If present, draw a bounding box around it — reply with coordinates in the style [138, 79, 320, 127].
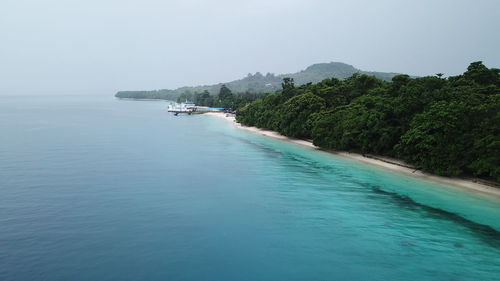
[0, 95, 499, 281]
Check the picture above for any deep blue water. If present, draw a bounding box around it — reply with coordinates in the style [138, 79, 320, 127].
[0, 95, 499, 281]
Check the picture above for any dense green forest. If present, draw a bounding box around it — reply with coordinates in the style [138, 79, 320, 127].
[236, 62, 500, 182]
[115, 62, 401, 100]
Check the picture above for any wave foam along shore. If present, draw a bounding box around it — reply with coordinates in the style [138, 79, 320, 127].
[205, 112, 500, 199]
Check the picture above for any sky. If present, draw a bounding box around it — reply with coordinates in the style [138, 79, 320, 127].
[0, 0, 499, 95]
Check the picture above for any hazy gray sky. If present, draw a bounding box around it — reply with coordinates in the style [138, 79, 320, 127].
[1, 0, 499, 95]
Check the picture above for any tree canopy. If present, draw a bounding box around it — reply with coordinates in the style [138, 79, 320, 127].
[236, 62, 500, 182]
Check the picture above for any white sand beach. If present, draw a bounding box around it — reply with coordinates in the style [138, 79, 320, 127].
[206, 112, 500, 199]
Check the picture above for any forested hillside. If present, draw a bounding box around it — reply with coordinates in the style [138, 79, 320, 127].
[115, 62, 400, 100]
[236, 62, 500, 182]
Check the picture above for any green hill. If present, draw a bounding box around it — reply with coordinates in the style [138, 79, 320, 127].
[115, 62, 401, 100]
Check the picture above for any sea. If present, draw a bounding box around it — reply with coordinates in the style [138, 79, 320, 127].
[1, 94, 499, 281]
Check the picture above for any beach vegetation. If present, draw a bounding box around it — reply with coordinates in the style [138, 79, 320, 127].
[236, 62, 500, 181]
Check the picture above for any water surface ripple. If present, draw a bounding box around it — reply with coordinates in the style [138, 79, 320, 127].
[0, 95, 499, 281]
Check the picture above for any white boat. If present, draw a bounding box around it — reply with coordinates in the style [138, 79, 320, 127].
[167, 101, 199, 115]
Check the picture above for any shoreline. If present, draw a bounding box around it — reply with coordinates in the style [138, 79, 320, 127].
[206, 112, 500, 199]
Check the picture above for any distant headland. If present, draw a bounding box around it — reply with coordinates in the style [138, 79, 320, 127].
[114, 62, 401, 100]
